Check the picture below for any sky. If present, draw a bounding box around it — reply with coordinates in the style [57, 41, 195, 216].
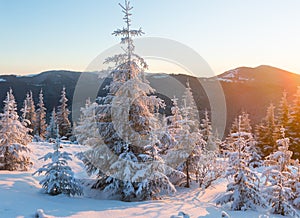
[1, 0, 300, 76]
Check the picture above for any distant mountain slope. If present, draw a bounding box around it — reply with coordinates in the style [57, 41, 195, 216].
[217, 65, 300, 133]
[0, 65, 299, 137]
[218, 65, 300, 87]
[0, 71, 84, 119]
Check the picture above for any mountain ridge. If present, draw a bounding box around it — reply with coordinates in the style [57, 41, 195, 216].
[0, 65, 299, 137]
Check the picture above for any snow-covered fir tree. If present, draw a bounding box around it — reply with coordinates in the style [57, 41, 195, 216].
[293, 159, 300, 208]
[166, 98, 205, 188]
[286, 86, 300, 159]
[228, 111, 252, 136]
[20, 93, 29, 126]
[33, 130, 83, 196]
[78, 0, 175, 201]
[0, 89, 32, 171]
[200, 109, 218, 151]
[214, 130, 223, 155]
[255, 103, 280, 157]
[35, 89, 47, 139]
[278, 91, 290, 128]
[200, 109, 212, 141]
[160, 97, 186, 185]
[182, 80, 199, 131]
[197, 149, 224, 189]
[216, 116, 267, 211]
[166, 97, 183, 146]
[245, 138, 262, 169]
[224, 112, 262, 168]
[46, 108, 58, 140]
[239, 111, 252, 133]
[262, 128, 299, 217]
[21, 91, 36, 135]
[222, 111, 253, 154]
[75, 98, 101, 146]
[57, 87, 72, 138]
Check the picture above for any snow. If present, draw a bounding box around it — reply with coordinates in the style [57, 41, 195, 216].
[16, 74, 38, 78]
[0, 78, 6, 82]
[217, 78, 233, 82]
[148, 73, 169, 79]
[223, 71, 236, 78]
[0, 142, 289, 217]
[218, 69, 254, 83]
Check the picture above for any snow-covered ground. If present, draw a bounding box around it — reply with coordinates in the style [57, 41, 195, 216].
[0, 142, 284, 218]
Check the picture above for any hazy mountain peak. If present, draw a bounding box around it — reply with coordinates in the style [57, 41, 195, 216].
[218, 65, 299, 84]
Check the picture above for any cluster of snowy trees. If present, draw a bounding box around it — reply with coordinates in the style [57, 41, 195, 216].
[74, 0, 223, 202]
[20, 87, 72, 141]
[0, 87, 72, 171]
[73, 2, 300, 217]
[0, 89, 32, 171]
[217, 111, 300, 217]
[3, 1, 300, 215]
[255, 89, 300, 159]
[0, 86, 79, 196]
[21, 88, 72, 140]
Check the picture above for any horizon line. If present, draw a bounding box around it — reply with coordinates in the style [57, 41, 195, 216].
[0, 64, 298, 77]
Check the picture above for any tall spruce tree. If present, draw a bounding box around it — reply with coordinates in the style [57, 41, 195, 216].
[255, 104, 280, 157]
[200, 109, 217, 151]
[222, 112, 261, 167]
[46, 108, 58, 140]
[262, 129, 299, 217]
[35, 89, 47, 139]
[165, 97, 205, 188]
[21, 91, 36, 135]
[166, 97, 183, 146]
[278, 91, 289, 128]
[0, 89, 32, 171]
[293, 159, 300, 208]
[57, 87, 72, 138]
[78, 0, 175, 201]
[223, 111, 253, 153]
[216, 116, 267, 211]
[286, 86, 300, 159]
[75, 98, 101, 146]
[182, 80, 199, 131]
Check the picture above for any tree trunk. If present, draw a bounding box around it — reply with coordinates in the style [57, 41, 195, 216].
[185, 159, 190, 188]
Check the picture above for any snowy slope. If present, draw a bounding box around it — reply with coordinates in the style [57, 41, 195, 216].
[0, 142, 284, 218]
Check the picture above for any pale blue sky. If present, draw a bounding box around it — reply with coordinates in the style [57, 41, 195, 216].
[1, 0, 300, 75]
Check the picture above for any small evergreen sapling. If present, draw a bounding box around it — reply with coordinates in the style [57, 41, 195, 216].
[33, 130, 83, 196]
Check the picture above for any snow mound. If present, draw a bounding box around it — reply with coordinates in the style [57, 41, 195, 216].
[35, 209, 54, 218]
